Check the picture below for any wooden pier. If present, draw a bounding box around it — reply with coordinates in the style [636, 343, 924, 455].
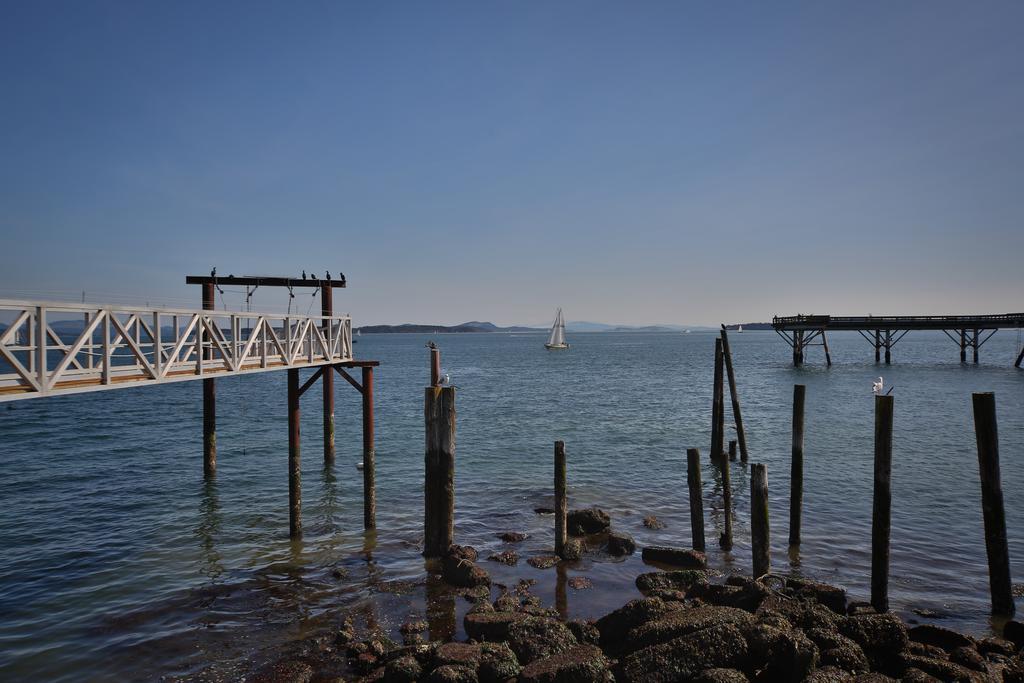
[772, 313, 1024, 366]
[0, 273, 380, 538]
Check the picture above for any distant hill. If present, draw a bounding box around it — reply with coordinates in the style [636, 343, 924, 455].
[356, 322, 542, 334]
[723, 322, 773, 330]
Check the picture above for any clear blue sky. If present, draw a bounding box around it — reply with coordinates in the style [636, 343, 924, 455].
[1, 1, 1021, 326]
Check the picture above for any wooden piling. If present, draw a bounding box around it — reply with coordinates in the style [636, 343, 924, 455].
[751, 463, 770, 577]
[960, 329, 967, 363]
[321, 284, 335, 463]
[288, 368, 301, 539]
[822, 331, 832, 367]
[686, 448, 706, 552]
[711, 339, 725, 462]
[554, 440, 567, 558]
[430, 346, 441, 386]
[362, 366, 376, 529]
[719, 327, 749, 463]
[871, 394, 894, 612]
[972, 328, 980, 364]
[789, 384, 805, 546]
[884, 330, 892, 364]
[202, 282, 216, 475]
[720, 448, 733, 551]
[972, 392, 1015, 615]
[729, 440, 737, 462]
[424, 385, 456, 557]
[875, 330, 881, 363]
[1016, 343, 1024, 369]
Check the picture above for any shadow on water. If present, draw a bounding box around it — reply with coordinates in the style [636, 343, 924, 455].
[424, 561, 455, 642]
[555, 562, 568, 618]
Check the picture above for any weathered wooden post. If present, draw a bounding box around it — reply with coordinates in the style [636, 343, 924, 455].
[424, 385, 456, 557]
[720, 450, 734, 551]
[875, 330, 881, 363]
[1016, 344, 1024, 369]
[972, 328, 980, 364]
[711, 339, 725, 462]
[871, 394, 894, 612]
[202, 281, 216, 476]
[751, 463, 770, 577]
[430, 345, 441, 386]
[972, 392, 1015, 615]
[554, 440, 567, 558]
[362, 366, 376, 529]
[322, 283, 335, 463]
[288, 368, 301, 539]
[822, 331, 832, 367]
[729, 440, 737, 462]
[789, 384, 805, 546]
[884, 330, 892, 364]
[719, 327, 749, 462]
[960, 329, 967, 363]
[687, 448, 706, 552]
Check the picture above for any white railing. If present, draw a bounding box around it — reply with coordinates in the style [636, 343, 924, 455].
[0, 299, 353, 401]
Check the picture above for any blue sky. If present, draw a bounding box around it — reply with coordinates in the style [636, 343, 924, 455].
[1, 2, 1022, 326]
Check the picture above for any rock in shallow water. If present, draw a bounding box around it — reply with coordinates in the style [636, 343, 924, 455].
[643, 515, 667, 530]
[606, 531, 637, 556]
[506, 616, 579, 665]
[617, 622, 750, 682]
[567, 507, 611, 536]
[641, 545, 708, 568]
[496, 531, 526, 543]
[441, 545, 490, 587]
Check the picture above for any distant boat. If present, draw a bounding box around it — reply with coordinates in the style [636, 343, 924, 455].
[545, 308, 570, 350]
[684, 329, 691, 334]
[737, 325, 744, 333]
[356, 329, 362, 336]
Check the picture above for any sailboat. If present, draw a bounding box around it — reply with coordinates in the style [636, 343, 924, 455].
[545, 308, 570, 350]
[737, 325, 744, 333]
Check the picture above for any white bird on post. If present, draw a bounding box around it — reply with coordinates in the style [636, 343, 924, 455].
[872, 377, 884, 395]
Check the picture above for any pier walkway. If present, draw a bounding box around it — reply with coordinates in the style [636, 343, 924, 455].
[772, 313, 1024, 366]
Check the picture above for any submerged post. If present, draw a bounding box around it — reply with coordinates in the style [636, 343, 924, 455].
[202, 281, 216, 476]
[711, 339, 725, 462]
[972, 392, 1015, 615]
[719, 327, 749, 463]
[789, 384, 805, 546]
[720, 448, 734, 551]
[554, 440, 567, 558]
[288, 368, 301, 539]
[322, 283, 335, 463]
[424, 385, 456, 557]
[729, 440, 737, 462]
[871, 394, 894, 612]
[686, 448, 706, 552]
[362, 366, 376, 529]
[751, 463, 770, 577]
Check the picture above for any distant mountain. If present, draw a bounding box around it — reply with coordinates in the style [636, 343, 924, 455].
[723, 322, 773, 330]
[356, 322, 543, 334]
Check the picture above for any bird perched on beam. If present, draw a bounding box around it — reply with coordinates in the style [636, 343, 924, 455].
[325, 270, 331, 281]
[302, 270, 306, 280]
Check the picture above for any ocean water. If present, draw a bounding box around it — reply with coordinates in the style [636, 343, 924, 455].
[0, 330, 1022, 680]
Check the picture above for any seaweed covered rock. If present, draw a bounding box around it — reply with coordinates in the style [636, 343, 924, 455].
[606, 531, 637, 556]
[627, 605, 755, 653]
[693, 668, 749, 682]
[806, 628, 869, 674]
[908, 624, 975, 652]
[641, 546, 708, 568]
[506, 616, 578, 665]
[617, 622, 750, 682]
[434, 642, 482, 669]
[464, 611, 529, 642]
[839, 613, 908, 659]
[567, 619, 600, 646]
[560, 539, 584, 562]
[383, 655, 422, 683]
[567, 508, 611, 536]
[442, 545, 490, 588]
[743, 622, 819, 682]
[425, 664, 478, 683]
[805, 667, 856, 682]
[899, 653, 987, 681]
[478, 642, 520, 683]
[786, 577, 848, 615]
[1004, 620, 1024, 651]
[643, 515, 667, 530]
[594, 597, 683, 655]
[636, 569, 708, 595]
[690, 580, 769, 613]
[518, 644, 610, 682]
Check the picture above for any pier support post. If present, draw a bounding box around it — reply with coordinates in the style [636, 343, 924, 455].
[424, 385, 455, 557]
[973, 328, 980, 364]
[789, 384, 805, 547]
[202, 282, 216, 476]
[793, 330, 804, 367]
[362, 366, 376, 529]
[288, 368, 301, 539]
[430, 346, 441, 386]
[751, 463, 770, 577]
[884, 330, 892, 364]
[554, 441, 567, 558]
[871, 394, 894, 612]
[874, 330, 881, 363]
[711, 338, 725, 463]
[687, 448, 706, 552]
[822, 331, 832, 367]
[720, 327, 749, 463]
[729, 440, 737, 462]
[1016, 343, 1024, 369]
[322, 284, 335, 463]
[972, 392, 1015, 615]
[961, 329, 967, 363]
[720, 448, 733, 551]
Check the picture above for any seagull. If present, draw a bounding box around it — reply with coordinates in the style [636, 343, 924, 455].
[211, 266, 217, 278]
[439, 372, 451, 386]
[426, 341, 437, 350]
[872, 377, 884, 395]
[302, 270, 307, 280]
[326, 270, 331, 281]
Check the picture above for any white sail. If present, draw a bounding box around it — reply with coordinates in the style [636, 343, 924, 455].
[546, 308, 568, 348]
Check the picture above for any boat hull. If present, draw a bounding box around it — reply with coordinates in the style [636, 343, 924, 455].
[545, 343, 570, 350]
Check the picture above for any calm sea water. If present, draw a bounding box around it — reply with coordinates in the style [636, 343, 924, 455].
[0, 330, 1022, 680]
